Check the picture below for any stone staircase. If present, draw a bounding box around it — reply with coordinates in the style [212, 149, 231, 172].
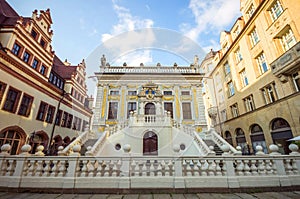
[80, 139, 98, 155]
[203, 139, 223, 155]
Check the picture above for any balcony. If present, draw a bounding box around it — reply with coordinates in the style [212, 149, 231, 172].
[271, 42, 300, 79]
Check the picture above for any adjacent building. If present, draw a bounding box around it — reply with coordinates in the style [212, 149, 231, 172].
[0, 0, 92, 155]
[201, 0, 300, 154]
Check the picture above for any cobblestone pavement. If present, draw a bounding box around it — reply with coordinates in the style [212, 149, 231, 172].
[0, 191, 300, 199]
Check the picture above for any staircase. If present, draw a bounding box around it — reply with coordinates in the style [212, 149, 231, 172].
[80, 139, 98, 155]
[203, 139, 223, 155]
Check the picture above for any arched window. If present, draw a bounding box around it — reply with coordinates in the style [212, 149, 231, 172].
[271, 118, 293, 154]
[145, 103, 156, 115]
[250, 124, 267, 154]
[28, 131, 49, 154]
[235, 128, 249, 155]
[0, 126, 26, 155]
[224, 131, 233, 145]
[143, 131, 158, 155]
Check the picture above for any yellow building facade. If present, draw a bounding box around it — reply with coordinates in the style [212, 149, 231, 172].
[202, 0, 300, 154]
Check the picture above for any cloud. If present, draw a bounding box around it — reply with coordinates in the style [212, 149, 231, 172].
[100, 0, 155, 65]
[181, 0, 240, 42]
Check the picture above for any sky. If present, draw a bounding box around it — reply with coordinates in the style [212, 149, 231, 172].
[7, 0, 241, 95]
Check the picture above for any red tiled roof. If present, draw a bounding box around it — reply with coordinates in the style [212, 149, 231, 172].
[0, 0, 19, 26]
[52, 55, 77, 79]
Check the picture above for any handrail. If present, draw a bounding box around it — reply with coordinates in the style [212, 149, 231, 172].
[60, 131, 89, 156]
[85, 132, 107, 156]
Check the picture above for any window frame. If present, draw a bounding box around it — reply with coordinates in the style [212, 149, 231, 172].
[249, 28, 260, 47]
[182, 102, 192, 120]
[256, 52, 268, 75]
[227, 81, 235, 97]
[243, 95, 255, 112]
[17, 93, 33, 117]
[269, 0, 283, 22]
[108, 102, 118, 120]
[36, 101, 49, 121]
[2, 87, 21, 113]
[240, 69, 249, 87]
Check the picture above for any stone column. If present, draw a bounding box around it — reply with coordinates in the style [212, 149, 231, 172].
[194, 84, 207, 132]
[174, 85, 181, 122]
[92, 83, 108, 133]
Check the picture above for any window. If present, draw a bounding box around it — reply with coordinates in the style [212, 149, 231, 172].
[32, 59, 39, 69]
[182, 102, 192, 120]
[256, 52, 268, 74]
[18, 94, 33, 117]
[31, 29, 38, 40]
[163, 91, 172, 95]
[73, 117, 82, 130]
[61, 112, 68, 127]
[66, 114, 73, 128]
[127, 102, 136, 118]
[244, 95, 255, 112]
[108, 102, 118, 119]
[269, 0, 283, 21]
[0, 129, 22, 155]
[45, 105, 55, 123]
[230, 103, 239, 118]
[2, 87, 21, 113]
[55, 110, 63, 126]
[128, 91, 137, 96]
[36, 102, 48, 121]
[164, 102, 173, 118]
[11, 43, 21, 56]
[261, 83, 278, 104]
[40, 39, 46, 48]
[110, 90, 119, 95]
[233, 26, 240, 39]
[0, 81, 7, 104]
[280, 28, 297, 51]
[292, 72, 300, 92]
[246, 4, 255, 20]
[227, 81, 235, 97]
[221, 109, 227, 122]
[22, 51, 30, 63]
[235, 48, 243, 62]
[224, 62, 231, 75]
[40, 65, 46, 75]
[240, 69, 249, 87]
[249, 28, 259, 46]
[181, 91, 190, 95]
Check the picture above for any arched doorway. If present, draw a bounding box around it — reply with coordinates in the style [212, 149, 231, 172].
[28, 131, 49, 154]
[49, 135, 63, 155]
[145, 103, 156, 115]
[224, 131, 233, 145]
[235, 128, 249, 155]
[271, 118, 293, 154]
[143, 131, 158, 155]
[250, 124, 267, 154]
[0, 126, 26, 155]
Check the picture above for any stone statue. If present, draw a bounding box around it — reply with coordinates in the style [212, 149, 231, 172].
[193, 55, 199, 66]
[101, 54, 106, 67]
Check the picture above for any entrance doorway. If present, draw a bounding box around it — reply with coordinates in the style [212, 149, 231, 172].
[271, 118, 293, 154]
[143, 131, 158, 155]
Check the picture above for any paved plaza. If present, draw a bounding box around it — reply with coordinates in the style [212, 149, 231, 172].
[0, 191, 300, 199]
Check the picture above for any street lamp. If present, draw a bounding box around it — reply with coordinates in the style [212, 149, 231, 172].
[47, 90, 69, 155]
[201, 75, 223, 135]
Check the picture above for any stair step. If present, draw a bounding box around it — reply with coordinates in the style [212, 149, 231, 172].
[203, 139, 223, 155]
[80, 139, 98, 155]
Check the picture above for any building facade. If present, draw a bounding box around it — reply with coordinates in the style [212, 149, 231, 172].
[201, 0, 300, 154]
[0, 0, 92, 155]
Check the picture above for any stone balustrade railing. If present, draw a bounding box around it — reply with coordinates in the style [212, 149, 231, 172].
[0, 143, 299, 191]
[206, 128, 239, 155]
[99, 66, 198, 74]
[59, 130, 89, 156]
[85, 132, 108, 156]
[132, 114, 171, 126]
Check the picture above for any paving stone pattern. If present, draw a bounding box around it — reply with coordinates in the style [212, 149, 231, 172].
[0, 192, 300, 199]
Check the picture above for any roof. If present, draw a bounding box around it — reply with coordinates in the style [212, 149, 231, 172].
[0, 0, 19, 26]
[52, 55, 77, 79]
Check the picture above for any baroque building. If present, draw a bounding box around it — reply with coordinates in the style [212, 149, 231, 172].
[201, 0, 300, 155]
[0, 0, 92, 155]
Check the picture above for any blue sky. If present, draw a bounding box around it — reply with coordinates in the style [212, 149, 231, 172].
[7, 0, 241, 94]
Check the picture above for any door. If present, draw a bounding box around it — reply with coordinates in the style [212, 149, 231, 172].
[143, 131, 158, 155]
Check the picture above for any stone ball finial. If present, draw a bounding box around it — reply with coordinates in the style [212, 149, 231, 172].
[72, 145, 81, 153]
[35, 145, 45, 156]
[87, 146, 92, 151]
[0, 144, 11, 156]
[269, 144, 281, 155]
[289, 144, 299, 155]
[209, 145, 214, 151]
[20, 144, 32, 156]
[173, 145, 180, 153]
[236, 146, 241, 151]
[123, 144, 131, 153]
[255, 145, 265, 155]
[221, 145, 230, 153]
